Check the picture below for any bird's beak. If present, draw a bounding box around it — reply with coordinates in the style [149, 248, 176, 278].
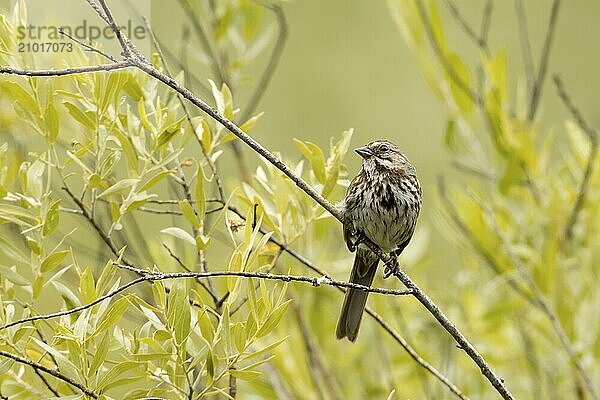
[354, 146, 372, 159]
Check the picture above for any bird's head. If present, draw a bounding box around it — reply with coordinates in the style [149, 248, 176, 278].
[354, 140, 414, 174]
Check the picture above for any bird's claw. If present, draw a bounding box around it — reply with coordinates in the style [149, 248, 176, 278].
[348, 231, 366, 252]
[383, 255, 399, 279]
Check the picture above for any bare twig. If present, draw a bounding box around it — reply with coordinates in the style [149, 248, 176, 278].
[177, 0, 227, 85]
[0, 62, 130, 77]
[528, 0, 561, 121]
[163, 243, 219, 304]
[58, 26, 117, 62]
[239, 1, 288, 123]
[147, 198, 222, 205]
[515, 0, 535, 94]
[0, 269, 412, 332]
[553, 75, 599, 241]
[443, 0, 484, 48]
[479, 1, 494, 47]
[0, 350, 98, 398]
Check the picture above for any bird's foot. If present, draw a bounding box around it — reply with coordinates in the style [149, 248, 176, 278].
[348, 231, 367, 252]
[383, 253, 400, 279]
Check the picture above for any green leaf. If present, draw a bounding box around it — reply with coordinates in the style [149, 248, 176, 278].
[96, 361, 140, 391]
[322, 129, 353, 196]
[294, 139, 327, 183]
[52, 280, 81, 309]
[63, 101, 95, 129]
[160, 227, 196, 246]
[239, 112, 264, 133]
[498, 158, 525, 195]
[167, 280, 191, 345]
[138, 169, 174, 193]
[97, 178, 139, 198]
[196, 234, 211, 250]
[443, 119, 457, 151]
[444, 51, 473, 115]
[0, 235, 29, 264]
[205, 348, 215, 383]
[229, 369, 261, 381]
[221, 83, 234, 120]
[429, 0, 446, 53]
[484, 49, 507, 105]
[26, 159, 44, 199]
[2, 81, 39, 115]
[208, 79, 225, 115]
[198, 309, 215, 343]
[240, 335, 288, 361]
[89, 331, 111, 378]
[42, 199, 60, 237]
[45, 95, 60, 143]
[256, 299, 291, 338]
[40, 250, 69, 273]
[100, 71, 125, 114]
[112, 128, 139, 174]
[80, 266, 96, 303]
[179, 200, 199, 229]
[195, 118, 212, 153]
[31, 338, 81, 381]
[0, 264, 29, 286]
[157, 123, 182, 148]
[195, 165, 206, 221]
[95, 295, 130, 334]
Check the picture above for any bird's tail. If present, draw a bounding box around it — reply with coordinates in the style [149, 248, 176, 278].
[336, 250, 378, 341]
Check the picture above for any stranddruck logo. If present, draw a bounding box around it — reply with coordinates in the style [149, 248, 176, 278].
[13, 0, 150, 57]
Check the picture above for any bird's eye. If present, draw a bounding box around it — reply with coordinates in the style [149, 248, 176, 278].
[379, 144, 389, 152]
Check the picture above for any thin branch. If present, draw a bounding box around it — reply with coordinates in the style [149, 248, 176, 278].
[443, 0, 484, 48]
[239, 2, 288, 123]
[0, 350, 98, 398]
[142, 15, 226, 203]
[553, 75, 598, 142]
[62, 184, 120, 257]
[147, 198, 222, 205]
[387, 267, 513, 399]
[0, 62, 130, 77]
[0, 270, 412, 331]
[553, 74, 599, 241]
[515, 0, 535, 94]
[177, 0, 227, 85]
[367, 307, 469, 400]
[58, 26, 117, 62]
[479, 1, 494, 47]
[163, 243, 219, 304]
[480, 201, 599, 400]
[528, 0, 561, 121]
[415, 0, 483, 106]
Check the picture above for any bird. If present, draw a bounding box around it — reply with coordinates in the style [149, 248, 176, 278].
[336, 140, 422, 342]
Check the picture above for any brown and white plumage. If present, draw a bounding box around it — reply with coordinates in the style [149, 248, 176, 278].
[336, 140, 422, 342]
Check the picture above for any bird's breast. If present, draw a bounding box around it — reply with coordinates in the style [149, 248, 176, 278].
[345, 173, 419, 252]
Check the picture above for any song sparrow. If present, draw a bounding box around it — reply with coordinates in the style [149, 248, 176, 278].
[336, 140, 422, 342]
